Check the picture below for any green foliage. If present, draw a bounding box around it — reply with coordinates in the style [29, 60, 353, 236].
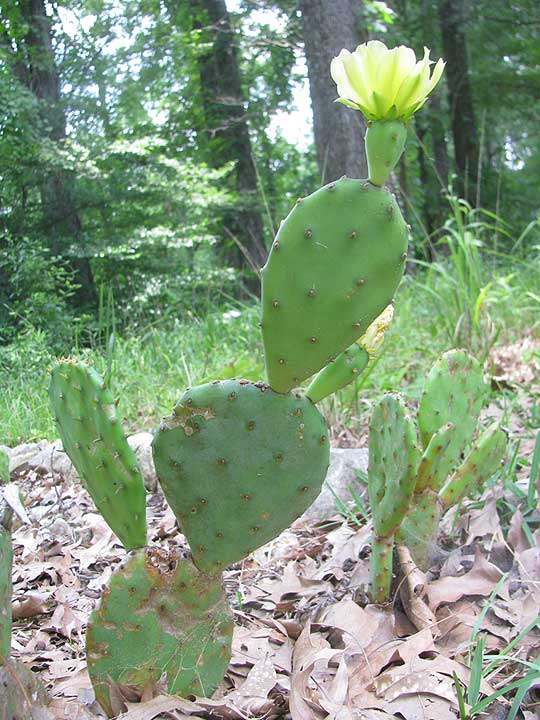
[0, 235, 79, 348]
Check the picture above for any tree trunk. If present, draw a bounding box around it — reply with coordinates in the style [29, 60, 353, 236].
[299, 0, 367, 183]
[187, 0, 267, 274]
[18, 0, 96, 306]
[438, 0, 478, 202]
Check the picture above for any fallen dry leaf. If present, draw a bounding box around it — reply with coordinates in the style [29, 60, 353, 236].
[397, 544, 438, 634]
[427, 550, 506, 611]
[12, 591, 50, 619]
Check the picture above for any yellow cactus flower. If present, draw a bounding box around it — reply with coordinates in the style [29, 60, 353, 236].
[331, 40, 445, 121]
[358, 304, 394, 358]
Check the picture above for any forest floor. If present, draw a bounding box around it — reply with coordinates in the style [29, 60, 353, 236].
[4, 337, 540, 720]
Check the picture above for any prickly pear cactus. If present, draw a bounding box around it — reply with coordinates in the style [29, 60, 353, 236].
[49, 360, 146, 550]
[396, 423, 455, 569]
[0, 450, 8, 485]
[368, 395, 419, 602]
[86, 549, 233, 717]
[153, 379, 329, 571]
[261, 178, 408, 393]
[393, 351, 507, 570]
[417, 349, 485, 452]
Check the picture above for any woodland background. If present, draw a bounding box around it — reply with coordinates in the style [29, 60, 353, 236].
[1, 0, 540, 443]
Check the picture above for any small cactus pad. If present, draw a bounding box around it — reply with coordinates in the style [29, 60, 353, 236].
[261, 177, 408, 393]
[152, 379, 329, 571]
[396, 489, 442, 570]
[49, 360, 146, 550]
[365, 120, 408, 186]
[415, 422, 463, 493]
[368, 395, 419, 538]
[440, 422, 507, 509]
[306, 344, 369, 403]
[86, 549, 233, 716]
[368, 395, 419, 603]
[417, 349, 485, 451]
[0, 492, 12, 661]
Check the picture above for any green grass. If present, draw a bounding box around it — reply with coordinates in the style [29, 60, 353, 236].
[0, 305, 264, 445]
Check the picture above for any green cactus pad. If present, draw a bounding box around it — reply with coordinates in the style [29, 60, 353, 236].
[415, 422, 463, 494]
[417, 349, 485, 451]
[261, 177, 408, 393]
[0, 494, 12, 662]
[396, 489, 442, 570]
[368, 394, 419, 602]
[49, 360, 146, 550]
[440, 422, 507, 509]
[306, 344, 369, 403]
[152, 379, 329, 571]
[86, 549, 233, 716]
[368, 395, 419, 538]
[365, 120, 407, 186]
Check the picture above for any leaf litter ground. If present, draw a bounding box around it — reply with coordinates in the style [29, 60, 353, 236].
[6, 342, 540, 720]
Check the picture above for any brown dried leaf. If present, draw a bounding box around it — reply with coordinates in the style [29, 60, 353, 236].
[117, 694, 199, 719]
[427, 550, 505, 611]
[225, 656, 277, 715]
[507, 508, 531, 553]
[12, 591, 50, 619]
[397, 545, 438, 634]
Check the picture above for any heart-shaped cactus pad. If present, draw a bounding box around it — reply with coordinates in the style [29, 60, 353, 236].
[152, 379, 330, 572]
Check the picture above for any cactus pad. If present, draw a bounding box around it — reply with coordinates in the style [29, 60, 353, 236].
[417, 349, 485, 451]
[369, 395, 419, 538]
[396, 489, 442, 570]
[49, 360, 146, 550]
[415, 422, 462, 494]
[0, 495, 12, 661]
[0, 450, 8, 485]
[440, 422, 507, 509]
[152, 379, 329, 571]
[368, 394, 419, 602]
[306, 344, 369, 403]
[261, 177, 408, 393]
[86, 549, 233, 716]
